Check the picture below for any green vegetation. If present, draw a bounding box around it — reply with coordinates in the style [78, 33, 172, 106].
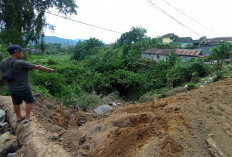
[26, 33, 213, 107]
[0, 44, 8, 61]
[1, 27, 232, 108]
[0, 0, 77, 46]
[187, 82, 196, 90]
[209, 41, 232, 75]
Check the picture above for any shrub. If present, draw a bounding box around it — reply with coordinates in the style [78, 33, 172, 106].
[0, 86, 10, 96]
[30, 71, 67, 97]
[47, 59, 58, 65]
[167, 58, 212, 87]
[187, 82, 196, 90]
[75, 91, 101, 108]
[0, 44, 8, 62]
[111, 69, 152, 100]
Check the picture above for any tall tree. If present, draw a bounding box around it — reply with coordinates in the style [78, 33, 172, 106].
[72, 38, 105, 61]
[0, 0, 77, 45]
[209, 41, 232, 72]
[116, 27, 147, 46]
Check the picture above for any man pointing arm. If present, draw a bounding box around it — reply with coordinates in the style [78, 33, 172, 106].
[0, 45, 54, 124]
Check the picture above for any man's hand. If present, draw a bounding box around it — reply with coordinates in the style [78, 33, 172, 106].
[34, 65, 55, 72]
[49, 68, 55, 72]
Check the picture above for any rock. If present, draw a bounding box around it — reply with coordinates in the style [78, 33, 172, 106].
[82, 145, 90, 150]
[82, 105, 87, 112]
[206, 135, 224, 157]
[78, 135, 86, 145]
[0, 109, 6, 124]
[93, 104, 113, 115]
[7, 153, 17, 157]
[76, 104, 80, 111]
[52, 133, 59, 140]
[81, 151, 90, 156]
[0, 132, 18, 157]
[0, 122, 10, 134]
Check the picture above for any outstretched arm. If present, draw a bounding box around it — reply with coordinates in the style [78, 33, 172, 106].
[33, 65, 54, 72]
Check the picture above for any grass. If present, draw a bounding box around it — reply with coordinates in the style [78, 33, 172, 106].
[28, 54, 73, 66]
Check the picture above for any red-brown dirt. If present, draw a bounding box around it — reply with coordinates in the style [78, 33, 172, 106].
[30, 78, 232, 156]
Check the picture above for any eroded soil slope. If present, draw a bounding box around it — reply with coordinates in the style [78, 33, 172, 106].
[33, 78, 232, 157]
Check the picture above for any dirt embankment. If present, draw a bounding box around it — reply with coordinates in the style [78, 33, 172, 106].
[1, 78, 232, 156]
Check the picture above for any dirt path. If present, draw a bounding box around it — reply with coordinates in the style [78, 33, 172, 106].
[1, 78, 232, 156]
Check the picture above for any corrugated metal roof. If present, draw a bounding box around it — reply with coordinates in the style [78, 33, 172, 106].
[175, 37, 193, 42]
[142, 49, 202, 57]
[175, 49, 202, 56]
[206, 37, 232, 43]
[142, 48, 173, 55]
[162, 33, 174, 38]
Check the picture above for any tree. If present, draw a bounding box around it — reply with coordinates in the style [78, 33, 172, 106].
[72, 38, 105, 61]
[40, 33, 46, 53]
[116, 27, 147, 46]
[0, 0, 77, 45]
[166, 51, 178, 67]
[209, 41, 232, 72]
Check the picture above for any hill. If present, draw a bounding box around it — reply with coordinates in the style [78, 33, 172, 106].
[44, 36, 84, 46]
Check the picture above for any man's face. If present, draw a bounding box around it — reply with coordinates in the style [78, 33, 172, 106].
[15, 50, 23, 59]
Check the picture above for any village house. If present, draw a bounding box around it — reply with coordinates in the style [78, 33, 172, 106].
[194, 37, 232, 55]
[141, 48, 202, 62]
[205, 37, 232, 45]
[162, 33, 178, 44]
[161, 33, 206, 48]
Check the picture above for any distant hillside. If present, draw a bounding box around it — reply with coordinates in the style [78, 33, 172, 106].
[44, 36, 84, 46]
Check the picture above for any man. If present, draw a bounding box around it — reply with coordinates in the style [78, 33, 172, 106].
[0, 45, 54, 124]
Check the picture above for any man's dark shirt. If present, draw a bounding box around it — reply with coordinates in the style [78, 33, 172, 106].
[0, 58, 35, 92]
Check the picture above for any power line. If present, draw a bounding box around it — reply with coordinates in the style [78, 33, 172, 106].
[161, 0, 222, 36]
[46, 11, 122, 34]
[146, 0, 201, 37]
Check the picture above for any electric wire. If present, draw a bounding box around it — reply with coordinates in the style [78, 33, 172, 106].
[46, 11, 122, 34]
[146, 0, 201, 37]
[161, 0, 222, 36]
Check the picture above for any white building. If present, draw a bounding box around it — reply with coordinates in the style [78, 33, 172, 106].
[141, 48, 202, 62]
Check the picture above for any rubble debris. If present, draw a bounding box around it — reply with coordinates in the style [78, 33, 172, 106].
[0, 109, 6, 124]
[206, 135, 224, 157]
[0, 132, 18, 157]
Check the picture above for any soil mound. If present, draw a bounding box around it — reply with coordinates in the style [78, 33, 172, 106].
[2, 78, 232, 156]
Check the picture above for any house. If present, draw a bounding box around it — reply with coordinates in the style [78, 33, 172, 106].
[141, 48, 202, 62]
[205, 37, 232, 45]
[194, 45, 218, 55]
[162, 33, 178, 44]
[175, 37, 194, 48]
[161, 33, 206, 48]
[142, 49, 172, 62]
[175, 49, 202, 62]
[194, 37, 232, 55]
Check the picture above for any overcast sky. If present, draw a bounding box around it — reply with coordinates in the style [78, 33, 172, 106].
[45, 0, 232, 44]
